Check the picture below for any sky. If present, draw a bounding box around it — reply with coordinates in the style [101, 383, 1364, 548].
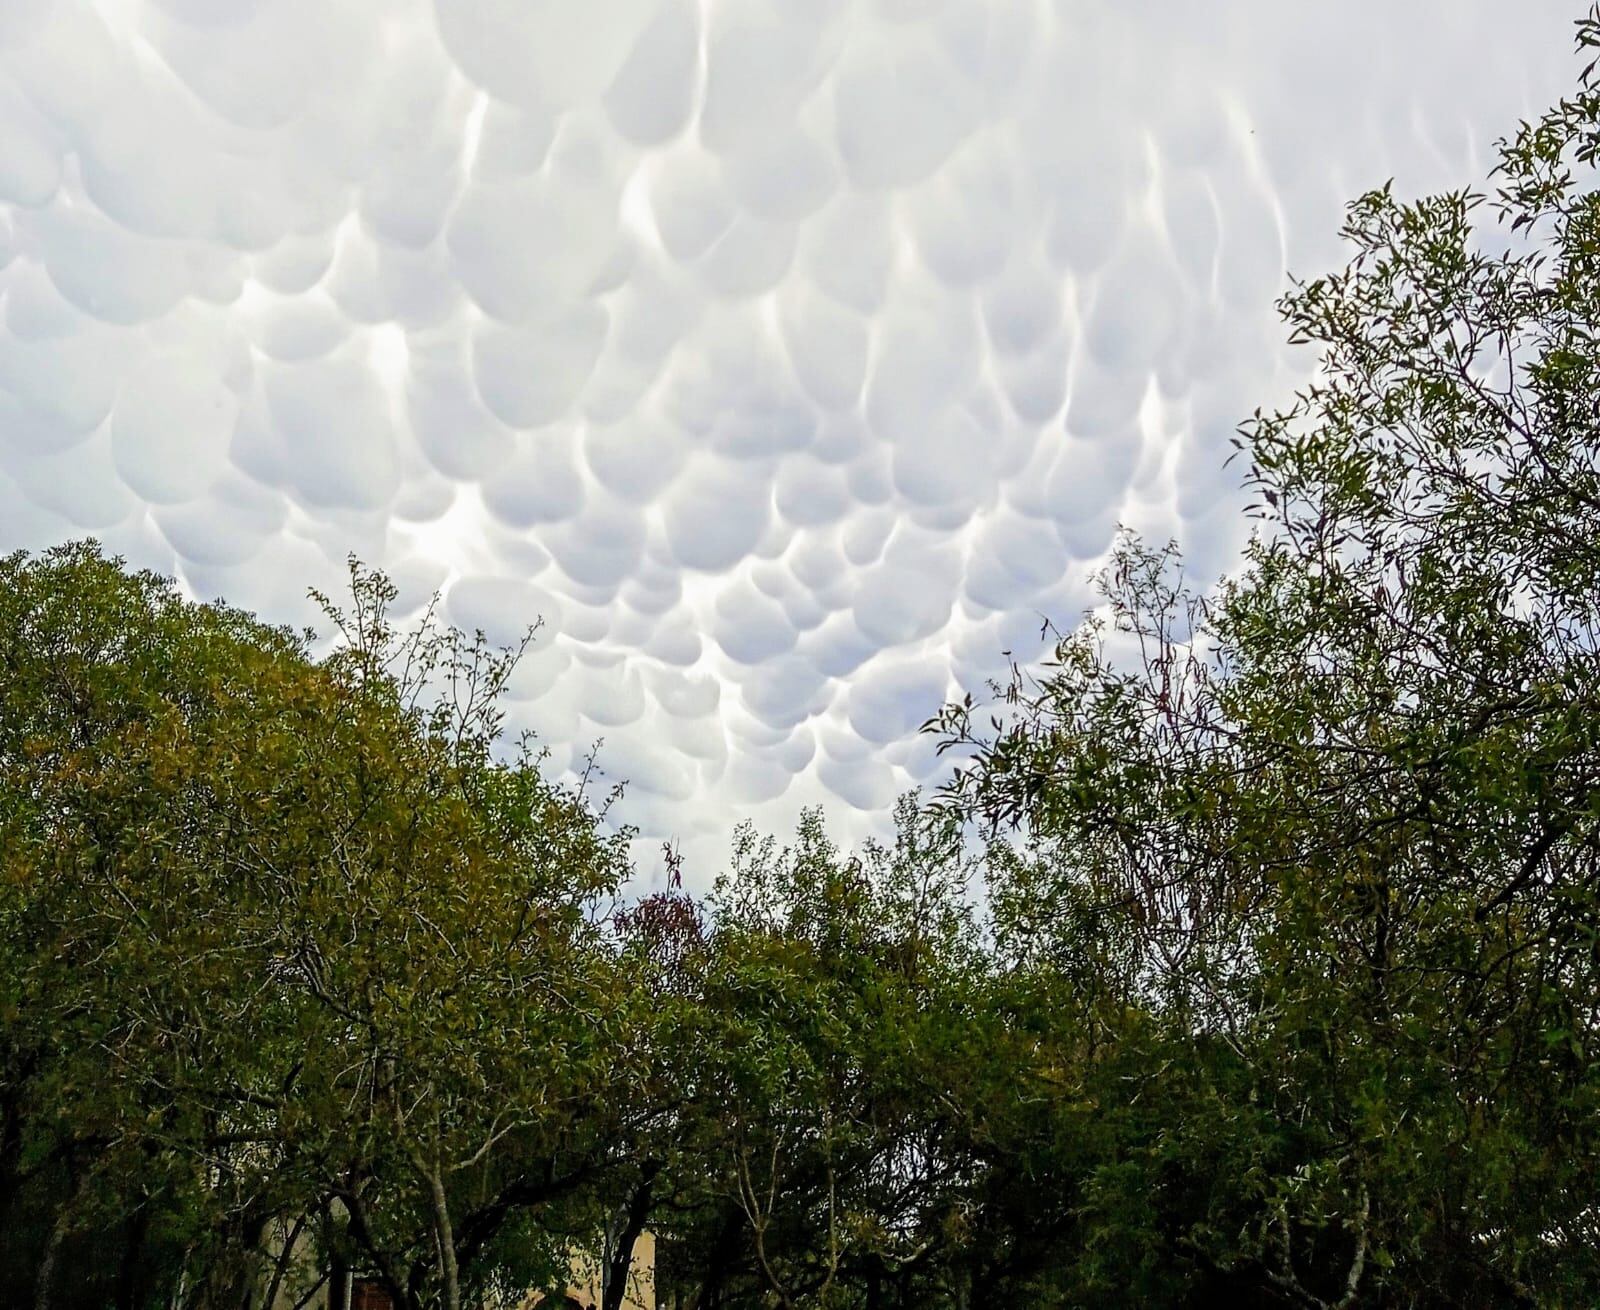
[0, 0, 1580, 881]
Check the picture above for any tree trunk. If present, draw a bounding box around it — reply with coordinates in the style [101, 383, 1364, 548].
[220, 1208, 273, 1310]
[602, 1163, 660, 1310]
[116, 1202, 152, 1310]
[33, 1171, 82, 1310]
[694, 1209, 742, 1310]
[425, 1162, 461, 1310]
[327, 1251, 349, 1310]
[259, 1214, 307, 1310]
[0, 1082, 28, 1237]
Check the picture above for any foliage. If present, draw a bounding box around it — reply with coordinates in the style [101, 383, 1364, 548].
[928, 8, 1600, 1303]
[0, 546, 639, 1310]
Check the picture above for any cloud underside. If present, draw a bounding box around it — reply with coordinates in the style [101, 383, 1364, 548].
[0, 0, 1574, 870]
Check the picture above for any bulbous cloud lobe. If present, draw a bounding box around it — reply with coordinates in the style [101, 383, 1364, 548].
[0, 0, 1574, 873]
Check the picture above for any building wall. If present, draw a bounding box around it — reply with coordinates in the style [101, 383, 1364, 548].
[261, 1218, 655, 1310]
[518, 1232, 656, 1310]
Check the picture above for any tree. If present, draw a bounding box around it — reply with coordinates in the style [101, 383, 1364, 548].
[931, 9, 1600, 1304]
[226, 565, 647, 1310]
[653, 801, 995, 1310]
[0, 547, 646, 1310]
[0, 542, 333, 1310]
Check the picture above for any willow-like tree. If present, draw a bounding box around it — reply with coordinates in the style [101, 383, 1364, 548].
[933, 9, 1600, 1305]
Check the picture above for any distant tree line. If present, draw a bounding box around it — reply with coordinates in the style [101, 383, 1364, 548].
[8, 10, 1600, 1309]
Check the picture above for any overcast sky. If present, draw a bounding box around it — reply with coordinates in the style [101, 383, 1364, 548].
[0, 1, 1579, 879]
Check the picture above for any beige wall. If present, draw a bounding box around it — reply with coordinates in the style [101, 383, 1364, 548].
[263, 1218, 655, 1310]
[518, 1232, 656, 1310]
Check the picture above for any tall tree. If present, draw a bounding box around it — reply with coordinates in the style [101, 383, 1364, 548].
[932, 9, 1600, 1304]
[0, 547, 645, 1310]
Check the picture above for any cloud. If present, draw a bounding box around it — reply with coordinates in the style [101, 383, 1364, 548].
[0, 0, 1577, 879]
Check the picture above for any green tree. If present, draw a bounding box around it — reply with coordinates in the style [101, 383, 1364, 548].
[932, 9, 1600, 1304]
[0, 542, 333, 1309]
[653, 801, 995, 1309]
[231, 565, 643, 1310]
[0, 546, 645, 1310]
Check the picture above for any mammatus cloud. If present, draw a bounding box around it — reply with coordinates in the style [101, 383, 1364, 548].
[0, 0, 1576, 875]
